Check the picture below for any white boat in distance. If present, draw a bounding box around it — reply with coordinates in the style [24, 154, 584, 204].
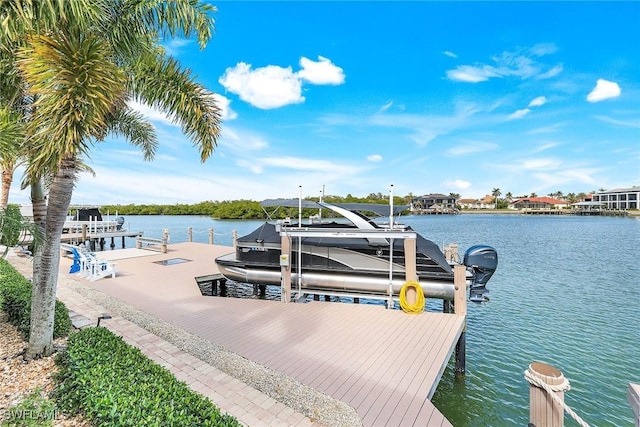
[215, 199, 498, 302]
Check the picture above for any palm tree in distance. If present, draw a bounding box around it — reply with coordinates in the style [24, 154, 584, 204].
[491, 188, 501, 209]
[2, 1, 221, 359]
[0, 108, 25, 210]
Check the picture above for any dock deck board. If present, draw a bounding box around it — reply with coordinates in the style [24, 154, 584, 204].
[80, 242, 463, 426]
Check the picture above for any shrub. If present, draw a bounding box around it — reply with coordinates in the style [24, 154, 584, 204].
[52, 327, 240, 427]
[0, 258, 72, 339]
[2, 388, 58, 427]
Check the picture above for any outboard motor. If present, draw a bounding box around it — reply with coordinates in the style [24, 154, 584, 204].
[115, 216, 125, 230]
[463, 245, 498, 302]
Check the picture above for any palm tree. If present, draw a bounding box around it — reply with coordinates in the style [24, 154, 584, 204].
[0, 107, 25, 210]
[449, 192, 460, 210]
[2, 1, 221, 359]
[491, 188, 501, 209]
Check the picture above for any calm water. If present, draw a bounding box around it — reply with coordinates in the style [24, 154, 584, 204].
[121, 214, 640, 426]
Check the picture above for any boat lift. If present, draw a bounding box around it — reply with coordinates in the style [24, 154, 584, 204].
[278, 227, 420, 309]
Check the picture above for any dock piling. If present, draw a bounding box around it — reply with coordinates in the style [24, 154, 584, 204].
[526, 362, 569, 426]
[629, 383, 640, 427]
[454, 264, 467, 375]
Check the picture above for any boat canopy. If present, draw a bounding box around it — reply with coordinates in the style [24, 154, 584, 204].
[260, 199, 409, 217]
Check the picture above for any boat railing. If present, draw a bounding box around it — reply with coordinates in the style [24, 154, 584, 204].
[63, 219, 120, 234]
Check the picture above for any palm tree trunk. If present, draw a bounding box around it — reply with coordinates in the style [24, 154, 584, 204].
[0, 166, 13, 210]
[26, 158, 75, 359]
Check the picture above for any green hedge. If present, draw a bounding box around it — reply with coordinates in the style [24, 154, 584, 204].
[0, 258, 71, 339]
[52, 327, 240, 427]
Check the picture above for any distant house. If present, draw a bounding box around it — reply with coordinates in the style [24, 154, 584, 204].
[510, 196, 567, 210]
[458, 195, 495, 209]
[592, 186, 640, 210]
[411, 193, 457, 212]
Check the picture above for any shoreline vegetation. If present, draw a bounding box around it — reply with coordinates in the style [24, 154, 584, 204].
[96, 200, 640, 220]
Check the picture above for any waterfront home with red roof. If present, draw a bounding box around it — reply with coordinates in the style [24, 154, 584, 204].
[509, 196, 568, 210]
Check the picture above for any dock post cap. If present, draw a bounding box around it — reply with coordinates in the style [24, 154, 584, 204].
[529, 361, 564, 380]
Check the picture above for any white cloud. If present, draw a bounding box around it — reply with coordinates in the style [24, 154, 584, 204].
[220, 127, 268, 151]
[443, 50, 458, 58]
[367, 154, 383, 162]
[536, 64, 563, 80]
[586, 79, 621, 103]
[509, 108, 531, 120]
[445, 142, 497, 156]
[212, 94, 237, 121]
[446, 65, 499, 83]
[128, 100, 174, 126]
[522, 158, 562, 170]
[297, 56, 345, 85]
[531, 142, 560, 153]
[219, 62, 304, 109]
[261, 156, 352, 174]
[594, 115, 640, 128]
[236, 158, 263, 174]
[378, 101, 393, 113]
[162, 38, 192, 56]
[529, 43, 559, 56]
[528, 96, 547, 107]
[446, 44, 562, 83]
[444, 179, 471, 190]
[219, 57, 344, 109]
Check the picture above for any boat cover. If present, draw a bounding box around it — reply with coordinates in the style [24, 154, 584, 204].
[260, 199, 408, 216]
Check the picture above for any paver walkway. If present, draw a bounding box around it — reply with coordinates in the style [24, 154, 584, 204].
[5, 252, 320, 427]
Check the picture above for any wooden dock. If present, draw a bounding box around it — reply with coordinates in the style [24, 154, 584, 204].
[72, 242, 464, 426]
[59, 230, 142, 249]
[521, 209, 628, 216]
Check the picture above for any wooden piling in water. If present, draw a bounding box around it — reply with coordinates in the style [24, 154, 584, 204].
[629, 383, 640, 427]
[454, 264, 467, 375]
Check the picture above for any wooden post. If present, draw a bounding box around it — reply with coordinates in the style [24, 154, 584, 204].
[187, 227, 193, 242]
[404, 237, 418, 306]
[403, 237, 417, 282]
[81, 224, 87, 242]
[454, 264, 467, 375]
[528, 362, 567, 427]
[233, 230, 238, 249]
[209, 228, 214, 245]
[161, 229, 168, 253]
[629, 383, 640, 427]
[280, 234, 291, 303]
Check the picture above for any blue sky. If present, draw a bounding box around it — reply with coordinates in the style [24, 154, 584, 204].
[10, 1, 640, 205]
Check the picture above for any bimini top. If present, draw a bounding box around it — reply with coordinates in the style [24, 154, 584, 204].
[260, 199, 409, 217]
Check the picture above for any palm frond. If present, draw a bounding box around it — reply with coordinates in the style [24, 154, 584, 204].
[0, 106, 24, 161]
[17, 29, 127, 176]
[0, 0, 106, 42]
[129, 53, 221, 162]
[124, 0, 216, 49]
[107, 106, 158, 161]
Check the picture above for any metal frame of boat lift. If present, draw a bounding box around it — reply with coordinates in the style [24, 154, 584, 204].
[278, 226, 420, 309]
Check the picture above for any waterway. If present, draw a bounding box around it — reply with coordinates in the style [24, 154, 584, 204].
[121, 214, 640, 426]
